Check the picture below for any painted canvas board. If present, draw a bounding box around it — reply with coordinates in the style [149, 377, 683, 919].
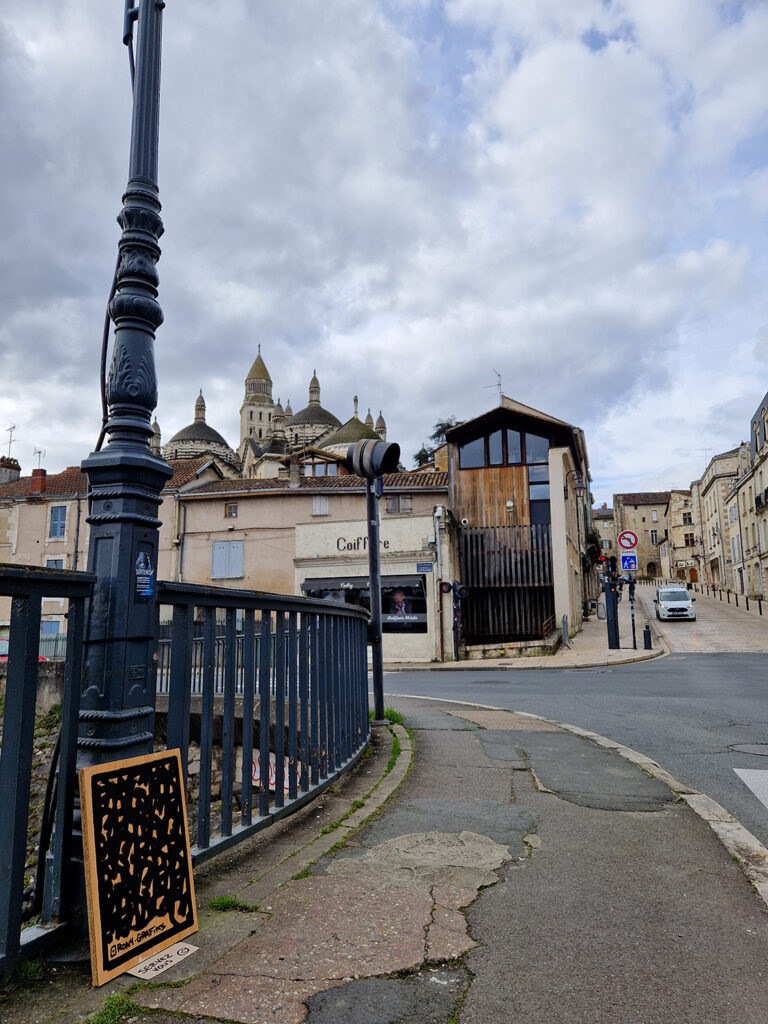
[79, 748, 197, 986]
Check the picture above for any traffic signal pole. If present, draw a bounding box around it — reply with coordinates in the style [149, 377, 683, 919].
[365, 478, 385, 722]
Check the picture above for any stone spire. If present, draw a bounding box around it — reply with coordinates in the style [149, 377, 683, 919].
[353, 395, 359, 419]
[375, 410, 386, 441]
[309, 370, 321, 406]
[194, 390, 206, 423]
[151, 418, 161, 456]
[365, 407, 374, 428]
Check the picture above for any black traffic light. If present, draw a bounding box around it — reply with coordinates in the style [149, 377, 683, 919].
[609, 556, 617, 573]
[343, 439, 400, 481]
[454, 583, 469, 600]
[440, 581, 453, 594]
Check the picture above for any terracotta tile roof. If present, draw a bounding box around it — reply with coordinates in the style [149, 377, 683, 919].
[183, 471, 448, 496]
[0, 458, 214, 499]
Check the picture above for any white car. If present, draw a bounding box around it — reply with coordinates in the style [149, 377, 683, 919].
[654, 586, 696, 621]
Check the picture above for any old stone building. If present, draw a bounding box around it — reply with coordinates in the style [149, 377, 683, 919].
[659, 489, 696, 582]
[612, 493, 670, 578]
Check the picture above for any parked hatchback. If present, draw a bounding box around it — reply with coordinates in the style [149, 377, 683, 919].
[654, 586, 696, 621]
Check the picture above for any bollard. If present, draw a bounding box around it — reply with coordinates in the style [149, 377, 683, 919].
[746, 596, 750, 612]
[760, 599, 763, 616]
[735, 593, 739, 607]
[643, 624, 652, 649]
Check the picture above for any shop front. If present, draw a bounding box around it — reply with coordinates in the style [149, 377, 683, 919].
[294, 515, 453, 663]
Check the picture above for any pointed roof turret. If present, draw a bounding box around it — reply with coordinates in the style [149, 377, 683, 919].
[285, 398, 293, 417]
[194, 390, 206, 422]
[309, 370, 321, 405]
[375, 410, 386, 440]
[246, 344, 272, 384]
[365, 408, 374, 428]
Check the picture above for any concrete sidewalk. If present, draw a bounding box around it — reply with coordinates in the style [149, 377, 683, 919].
[390, 583, 667, 672]
[9, 681, 768, 1023]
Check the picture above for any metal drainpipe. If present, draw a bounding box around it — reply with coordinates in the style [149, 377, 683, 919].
[71, 494, 81, 572]
[177, 500, 186, 582]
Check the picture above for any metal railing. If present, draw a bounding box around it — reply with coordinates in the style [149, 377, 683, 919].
[156, 582, 370, 864]
[0, 565, 95, 970]
[0, 567, 370, 971]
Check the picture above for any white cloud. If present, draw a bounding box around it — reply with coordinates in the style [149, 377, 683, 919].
[1, 0, 768, 514]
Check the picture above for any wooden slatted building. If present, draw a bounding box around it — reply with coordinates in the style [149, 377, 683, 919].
[446, 397, 591, 648]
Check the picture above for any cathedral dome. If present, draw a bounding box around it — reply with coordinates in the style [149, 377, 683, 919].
[164, 391, 239, 469]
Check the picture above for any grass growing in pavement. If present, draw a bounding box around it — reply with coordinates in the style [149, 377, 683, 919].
[86, 993, 144, 1024]
[209, 895, 257, 912]
[369, 706, 406, 726]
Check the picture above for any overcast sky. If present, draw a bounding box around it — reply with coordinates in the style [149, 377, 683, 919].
[2, 0, 768, 505]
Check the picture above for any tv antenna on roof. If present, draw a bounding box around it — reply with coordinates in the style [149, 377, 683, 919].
[485, 370, 502, 403]
[697, 448, 712, 465]
[34, 447, 46, 469]
[5, 425, 16, 459]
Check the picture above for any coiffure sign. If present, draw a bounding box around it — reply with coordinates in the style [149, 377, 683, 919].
[336, 536, 390, 552]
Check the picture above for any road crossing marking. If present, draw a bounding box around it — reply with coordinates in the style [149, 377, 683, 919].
[734, 769, 768, 810]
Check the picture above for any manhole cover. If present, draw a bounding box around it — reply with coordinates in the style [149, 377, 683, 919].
[730, 744, 768, 756]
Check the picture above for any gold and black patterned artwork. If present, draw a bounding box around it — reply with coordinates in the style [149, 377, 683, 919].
[79, 749, 197, 986]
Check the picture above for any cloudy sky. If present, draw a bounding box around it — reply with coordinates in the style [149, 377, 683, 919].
[2, 0, 768, 505]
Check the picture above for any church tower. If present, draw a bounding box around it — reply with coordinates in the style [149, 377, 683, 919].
[240, 345, 276, 455]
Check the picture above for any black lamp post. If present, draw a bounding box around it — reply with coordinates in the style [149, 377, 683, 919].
[79, 0, 172, 770]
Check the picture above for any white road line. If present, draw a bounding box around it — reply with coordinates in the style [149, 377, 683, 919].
[734, 769, 768, 810]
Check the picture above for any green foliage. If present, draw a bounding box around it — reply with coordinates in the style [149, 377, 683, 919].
[429, 417, 458, 444]
[291, 867, 312, 880]
[413, 444, 433, 467]
[37, 702, 62, 734]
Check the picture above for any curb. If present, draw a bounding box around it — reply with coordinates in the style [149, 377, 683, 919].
[514, 710, 768, 910]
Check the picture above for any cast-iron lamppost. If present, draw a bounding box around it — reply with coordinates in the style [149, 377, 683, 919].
[79, 0, 172, 771]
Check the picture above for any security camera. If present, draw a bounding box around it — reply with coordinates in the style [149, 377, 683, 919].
[460, 517, 469, 527]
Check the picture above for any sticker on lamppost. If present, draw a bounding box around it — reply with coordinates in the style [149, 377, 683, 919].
[618, 530, 638, 550]
[620, 552, 638, 572]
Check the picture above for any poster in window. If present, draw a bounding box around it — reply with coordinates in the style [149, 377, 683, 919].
[381, 580, 428, 633]
[79, 749, 197, 986]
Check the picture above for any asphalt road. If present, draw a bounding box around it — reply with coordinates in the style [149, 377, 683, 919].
[384, 653, 768, 850]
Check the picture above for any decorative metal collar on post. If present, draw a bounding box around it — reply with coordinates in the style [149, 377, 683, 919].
[343, 439, 400, 722]
[79, 0, 173, 770]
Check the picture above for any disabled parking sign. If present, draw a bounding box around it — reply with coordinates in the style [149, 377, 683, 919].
[620, 552, 638, 571]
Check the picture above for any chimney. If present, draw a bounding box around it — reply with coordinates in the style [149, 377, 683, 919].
[289, 458, 300, 489]
[31, 468, 47, 493]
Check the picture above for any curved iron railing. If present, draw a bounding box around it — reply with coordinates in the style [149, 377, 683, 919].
[155, 582, 370, 864]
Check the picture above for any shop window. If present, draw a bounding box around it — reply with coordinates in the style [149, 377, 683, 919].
[49, 506, 66, 538]
[211, 540, 244, 579]
[225, 503, 238, 518]
[312, 495, 329, 516]
[301, 575, 428, 633]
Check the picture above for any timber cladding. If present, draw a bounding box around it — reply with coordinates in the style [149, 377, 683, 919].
[448, 452, 530, 526]
[79, 749, 197, 986]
